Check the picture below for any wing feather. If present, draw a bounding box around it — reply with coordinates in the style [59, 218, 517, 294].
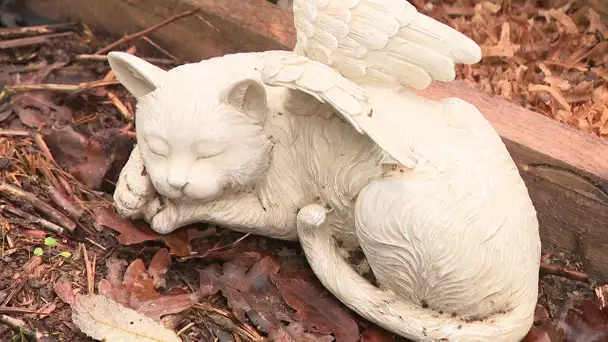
[292, 0, 482, 90]
[261, 51, 419, 169]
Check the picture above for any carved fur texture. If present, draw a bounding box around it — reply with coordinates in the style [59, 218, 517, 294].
[108, 50, 541, 341]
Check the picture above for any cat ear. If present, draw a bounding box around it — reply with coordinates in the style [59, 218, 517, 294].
[221, 78, 268, 123]
[107, 51, 167, 98]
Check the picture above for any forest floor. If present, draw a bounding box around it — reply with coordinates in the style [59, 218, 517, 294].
[0, 0, 607, 341]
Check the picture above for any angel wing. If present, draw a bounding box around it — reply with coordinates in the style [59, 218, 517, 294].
[262, 51, 419, 169]
[292, 0, 482, 90]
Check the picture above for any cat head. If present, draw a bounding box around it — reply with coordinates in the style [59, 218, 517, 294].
[107, 52, 272, 202]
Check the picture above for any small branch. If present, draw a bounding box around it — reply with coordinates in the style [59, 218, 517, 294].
[141, 36, 181, 62]
[0, 130, 30, 137]
[47, 186, 83, 221]
[81, 243, 95, 294]
[0, 313, 48, 341]
[33, 133, 55, 163]
[0, 80, 120, 101]
[0, 183, 76, 233]
[1, 205, 66, 235]
[107, 91, 133, 120]
[94, 8, 200, 55]
[540, 262, 589, 282]
[528, 84, 572, 111]
[0, 307, 37, 314]
[0, 22, 77, 38]
[0, 32, 74, 49]
[76, 54, 178, 65]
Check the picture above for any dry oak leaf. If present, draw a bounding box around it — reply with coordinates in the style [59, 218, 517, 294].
[199, 255, 296, 335]
[72, 294, 181, 342]
[93, 206, 191, 257]
[272, 275, 360, 342]
[98, 249, 198, 322]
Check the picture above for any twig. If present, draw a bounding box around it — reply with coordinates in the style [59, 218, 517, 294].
[1, 205, 66, 235]
[0, 22, 77, 38]
[47, 186, 83, 221]
[528, 84, 572, 111]
[0, 183, 76, 233]
[540, 262, 589, 282]
[0, 130, 30, 137]
[0, 307, 37, 314]
[94, 8, 200, 55]
[0, 32, 74, 49]
[81, 243, 95, 295]
[0, 313, 48, 341]
[141, 36, 181, 62]
[195, 302, 264, 342]
[178, 233, 251, 261]
[0, 80, 120, 101]
[107, 91, 133, 120]
[33, 133, 55, 163]
[85, 237, 107, 251]
[76, 53, 178, 65]
[177, 322, 195, 336]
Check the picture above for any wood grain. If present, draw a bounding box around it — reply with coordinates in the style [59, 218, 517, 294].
[23, 0, 608, 277]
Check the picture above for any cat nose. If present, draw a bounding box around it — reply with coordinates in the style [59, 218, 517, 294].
[167, 172, 188, 189]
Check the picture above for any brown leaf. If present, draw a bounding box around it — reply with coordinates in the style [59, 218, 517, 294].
[53, 280, 76, 306]
[273, 276, 360, 342]
[13, 106, 45, 128]
[522, 326, 553, 342]
[361, 325, 399, 342]
[43, 125, 112, 189]
[92, 206, 191, 257]
[199, 256, 295, 334]
[0, 103, 12, 122]
[98, 249, 198, 322]
[148, 248, 171, 289]
[269, 322, 336, 342]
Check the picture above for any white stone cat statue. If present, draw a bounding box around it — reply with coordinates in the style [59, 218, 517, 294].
[107, 0, 541, 341]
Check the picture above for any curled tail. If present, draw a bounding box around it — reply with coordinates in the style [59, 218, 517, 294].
[296, 204, 535, 341]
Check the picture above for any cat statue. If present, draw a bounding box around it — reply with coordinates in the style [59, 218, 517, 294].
[107, 0, 541, 340]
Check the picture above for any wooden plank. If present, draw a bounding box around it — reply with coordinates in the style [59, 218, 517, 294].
[23, 0, 608, 277]
[21, 0, 296, 62]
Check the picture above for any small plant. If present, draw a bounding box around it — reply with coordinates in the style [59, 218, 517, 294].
[31, 236, 72, 259]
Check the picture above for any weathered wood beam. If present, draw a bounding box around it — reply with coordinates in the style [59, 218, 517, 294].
[23, 0, 608, 277]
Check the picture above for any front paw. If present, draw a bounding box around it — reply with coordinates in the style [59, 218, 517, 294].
[149, 200, 181, 235]
[113, 168, 156, 219]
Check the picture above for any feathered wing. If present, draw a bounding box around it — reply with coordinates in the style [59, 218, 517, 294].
[292, 0, 482, 90]
[262, 51, 418, 169]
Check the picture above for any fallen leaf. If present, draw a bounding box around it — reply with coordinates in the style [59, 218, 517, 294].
[72, 294, 181, 342]
[43, 125, 112, 189]
[199, 256, 295, 334]
[148, 248, 171, 289]
[522, 326, 552, 342]
[273, 275, 360, 342]
[13, 106, 45, 128]
[53, 280, 76, 306]
[557, 300, 608, 341]
[92, 206, 191, 257]
[361, 325, 399, 342]
[98, 250, 198, 322]
[268, 322, 336, 342]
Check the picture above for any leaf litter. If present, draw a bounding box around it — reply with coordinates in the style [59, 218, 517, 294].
[0, 1, 607, 341]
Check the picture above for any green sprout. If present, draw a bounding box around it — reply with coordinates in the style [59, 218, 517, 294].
[44, 237, 57, 248]
[33, 236, 72, 259]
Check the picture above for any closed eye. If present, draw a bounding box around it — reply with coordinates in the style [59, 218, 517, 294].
[193, 141, 226, 159]
[146, 135, 170, 157]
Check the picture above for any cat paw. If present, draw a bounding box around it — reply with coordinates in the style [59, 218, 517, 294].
[113, 166, 156, 219]
[149, 201, 181, 235]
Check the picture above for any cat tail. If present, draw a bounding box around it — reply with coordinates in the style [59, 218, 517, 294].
[296, 204, 534, 342]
